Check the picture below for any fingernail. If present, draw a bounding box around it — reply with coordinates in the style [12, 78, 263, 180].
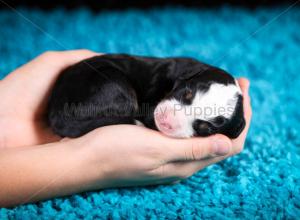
[213, 138, 231, 155]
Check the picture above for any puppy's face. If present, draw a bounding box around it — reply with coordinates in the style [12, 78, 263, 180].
[154, 70, 246, 138]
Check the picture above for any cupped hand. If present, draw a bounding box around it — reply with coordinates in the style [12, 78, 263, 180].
[0, 50, 99, 147]
[0, 49, 251, 184]
[71, 79, 252, 187]
[0, 51, 252, 205]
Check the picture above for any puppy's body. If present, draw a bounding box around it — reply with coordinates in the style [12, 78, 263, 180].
[48, 54, 245, 138]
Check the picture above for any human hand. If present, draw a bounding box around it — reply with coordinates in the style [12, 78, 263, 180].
[0, 50, 98, 148]
[74, 82, 252, 187]
[0, 54, 251, 206]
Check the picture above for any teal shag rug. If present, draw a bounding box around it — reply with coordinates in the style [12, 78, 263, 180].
[0, 5, 300, 219]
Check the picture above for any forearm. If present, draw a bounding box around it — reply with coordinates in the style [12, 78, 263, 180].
[0, 140, 100, 207]
[0, 117, 61, 148]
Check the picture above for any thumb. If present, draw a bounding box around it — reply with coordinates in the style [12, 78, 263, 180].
[165, 134, 232, 162]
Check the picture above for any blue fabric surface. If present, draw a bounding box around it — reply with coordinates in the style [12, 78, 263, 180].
[0, 6, 300, 219]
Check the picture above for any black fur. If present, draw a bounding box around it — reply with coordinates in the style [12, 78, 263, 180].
[47, 54, 245, 138]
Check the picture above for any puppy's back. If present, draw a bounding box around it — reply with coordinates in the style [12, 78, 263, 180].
[47, 56, 138, 137]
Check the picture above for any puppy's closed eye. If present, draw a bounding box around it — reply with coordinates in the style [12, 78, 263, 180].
[184, 89, 193, 101]
[178, 87, 195, 105]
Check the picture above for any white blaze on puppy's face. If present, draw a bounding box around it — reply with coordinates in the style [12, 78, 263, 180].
[154, 82, 242, 138]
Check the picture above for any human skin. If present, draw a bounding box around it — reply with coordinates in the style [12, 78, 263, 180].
[0, 50, 252, 207]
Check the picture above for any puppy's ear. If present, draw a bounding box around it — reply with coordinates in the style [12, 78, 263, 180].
[224, 117, 245, 139]
[223, 95, 246, 139]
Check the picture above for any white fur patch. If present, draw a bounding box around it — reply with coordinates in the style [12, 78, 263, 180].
[155, 82, 241, 138]
[134, 120, 145, 127]
[189, 83, 240, 120]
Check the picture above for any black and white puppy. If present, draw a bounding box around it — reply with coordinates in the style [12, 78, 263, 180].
[47, 54, 245, 138]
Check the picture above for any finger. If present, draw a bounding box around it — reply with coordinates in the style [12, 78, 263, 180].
[164, 134, 232, 162]
[238, 78, 250, 105]
[238, 78, 252, 129]
[35, 50, 101, 72]
[156, 157, 225, 181]
[7, 50, 100, 80]
[238, 77, 250, 93]
[56, 49, 101, 67]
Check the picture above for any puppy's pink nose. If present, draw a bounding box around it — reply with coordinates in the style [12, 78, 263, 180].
[158, 121, 173, 130]
[154, 108, 182, 133]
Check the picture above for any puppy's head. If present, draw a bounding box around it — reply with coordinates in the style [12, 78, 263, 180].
[154, 68, 246, 138]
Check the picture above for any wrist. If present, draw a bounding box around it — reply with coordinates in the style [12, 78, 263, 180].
[68, 137, 109, 191]
[0, 140, 105, 206]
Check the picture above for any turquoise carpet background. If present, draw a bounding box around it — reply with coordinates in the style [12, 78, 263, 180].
[0, 6, 300, 219]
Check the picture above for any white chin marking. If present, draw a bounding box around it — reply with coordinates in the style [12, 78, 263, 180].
[155, 82, 241, 138]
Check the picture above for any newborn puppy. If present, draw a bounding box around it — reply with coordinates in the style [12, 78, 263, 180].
[47, 54, 245, 138]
